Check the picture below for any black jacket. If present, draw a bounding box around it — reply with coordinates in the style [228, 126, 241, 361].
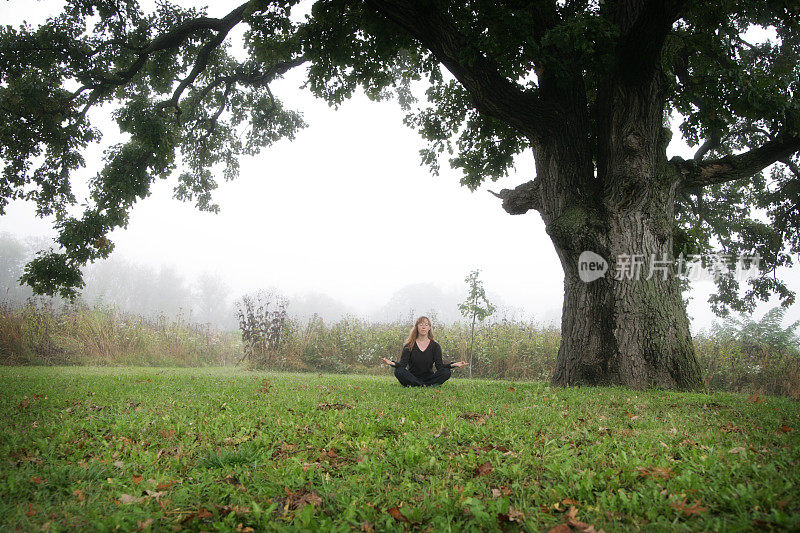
[395, 339, 452, 378]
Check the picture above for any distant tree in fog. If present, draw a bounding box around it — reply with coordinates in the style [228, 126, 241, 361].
[194, 272, 235, 329]
[0, 233, 31, 301]
[286, 292, 357, 324]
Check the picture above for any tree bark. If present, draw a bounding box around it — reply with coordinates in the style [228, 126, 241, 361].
[540, 73, 703, 390]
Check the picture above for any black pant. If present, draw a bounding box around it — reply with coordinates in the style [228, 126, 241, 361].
[394, 366, 451, 387]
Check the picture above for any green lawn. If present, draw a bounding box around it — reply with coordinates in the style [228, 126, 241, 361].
[1, 367, 798, 532]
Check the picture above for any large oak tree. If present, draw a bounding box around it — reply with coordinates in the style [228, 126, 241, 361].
[1, 0, 799, 389]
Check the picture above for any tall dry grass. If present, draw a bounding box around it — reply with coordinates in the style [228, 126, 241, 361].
[3, 296, 798, 397]
[0, 298, 241, 366]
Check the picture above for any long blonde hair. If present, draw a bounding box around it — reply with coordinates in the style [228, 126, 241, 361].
[403, 316, 434, 349]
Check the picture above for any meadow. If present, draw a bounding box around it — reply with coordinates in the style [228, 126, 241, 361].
[2, 366, 799, 531]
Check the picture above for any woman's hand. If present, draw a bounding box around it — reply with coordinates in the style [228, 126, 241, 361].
[451, 361, 469, 368]
[381, 357, 395, 367]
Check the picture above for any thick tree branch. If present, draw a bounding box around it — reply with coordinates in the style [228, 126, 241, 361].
[365, 0, 554, 138]
[488, 179, 542, 214]
[79, 2, 252, 111]
[693, 131, 721, 161]
[615, 0, 687, 80]
[674, 135, 800, 188]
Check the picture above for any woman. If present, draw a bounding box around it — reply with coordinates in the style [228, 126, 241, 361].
[381, 316, 468, 387]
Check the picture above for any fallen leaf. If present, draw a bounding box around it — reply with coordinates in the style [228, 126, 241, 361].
[474, 461, 494, 477]
[119, 493, 145, 505]
[491, 487, 512, 498]
[317, 402, 352, 410]
[497, 506, 524, 523]
[26, 504, 35, 517]
[780, 425, 792, 433]
[360, 521, 375, 533]
[728, 446, 746, 454]
[39, 521, 51, 532]
[547, 525, 572, 533]
[132, 475, 143, 484]
[30, 476, 47, 484]
[387, 506, 412, 524]
[720, 423, 742, 433]
[218, 505, 251, 516]
[113, 460, 124, 468]
[745, 393, 764, 403]
[73, 488, 85, 502]
[136, 518, 154, 531]
[180, 506, 214, 524]
[156, 480, 177, 491]
[284, 488, 322, 510]
[670, 498, 707, 515]
[145, 490, 165, 501]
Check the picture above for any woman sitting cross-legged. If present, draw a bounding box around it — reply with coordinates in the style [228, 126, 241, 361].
[381, 316, 468, 387]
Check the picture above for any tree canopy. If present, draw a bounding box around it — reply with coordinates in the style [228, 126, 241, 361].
[1, 0, 799, 319]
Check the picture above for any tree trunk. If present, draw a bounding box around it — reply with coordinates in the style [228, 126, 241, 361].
[547, 210, 702, 389]
[536, 74, 703, 390]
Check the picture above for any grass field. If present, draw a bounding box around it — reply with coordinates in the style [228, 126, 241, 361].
[1, 367, 799, 532]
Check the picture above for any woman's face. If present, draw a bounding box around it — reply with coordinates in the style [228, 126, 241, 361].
[417, 320, 431, 336]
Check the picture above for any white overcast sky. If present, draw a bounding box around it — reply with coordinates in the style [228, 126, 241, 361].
[1, 0, 798, 332]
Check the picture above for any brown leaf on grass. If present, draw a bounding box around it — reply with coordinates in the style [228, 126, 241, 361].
[670, 498, 707, 515]
[636, 467, 673, 480]
[474, 461, 494, 477]
[360, 521, 375, 533]
[155, 480, 177, 491]
[387, 506, 413, 524]
[508, 387, 516, 391]
[319, 449, 338, 461]
[218, 505, 251, 516]
[561, 498, 581, 506]
[547, 525, 572, 533]
[180, 506, 214, 524]
[491, 487, 512, 498]
[284, 488, 322, 511]
[119, 493, 145, 505]
[113, 460, 124, 468]
[30, 476, 47, 484]
[728, 446, 746, 454]
[459, 412, 488, 425]
[136, 518, 154, 531]
[26, 504, 35, 517]
[131, 475, 143, 484]
[780, 424, 792, 433]
[317, 402, 352, 411]
[39, 521, 51, 532]
[159, 429, 176, 439]
[745, 393, 764, 403]
[720, 423, 743, 433]
[556, 506, 604, 532]
[219, 475, 245, 491]
[144, 490, 166, 501]
[497, 506, 524, 523]
[73, 488, 85, 502]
